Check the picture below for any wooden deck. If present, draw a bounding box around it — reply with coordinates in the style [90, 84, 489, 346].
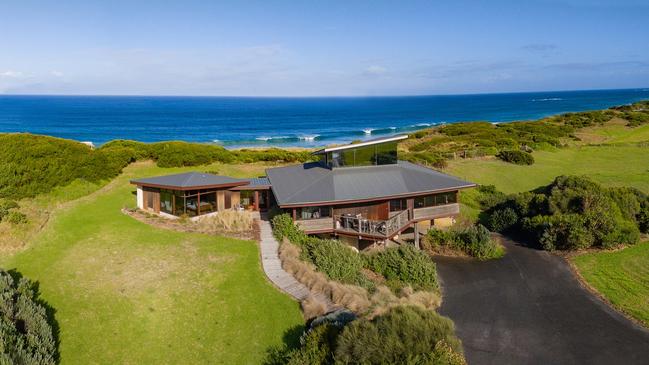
[258, 218, 335, 310]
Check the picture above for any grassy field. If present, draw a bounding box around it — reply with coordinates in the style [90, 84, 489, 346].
[446, 144, 649, 194]
[0, 161, 303, 364]
[573, 241, 649, 327]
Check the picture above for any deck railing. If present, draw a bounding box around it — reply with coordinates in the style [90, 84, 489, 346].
[334, 209, 410, 237]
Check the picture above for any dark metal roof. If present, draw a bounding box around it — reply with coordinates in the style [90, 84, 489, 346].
[313, 134, 408, 155]
[130, 172, 248, 189]
[266, 160, 476, 207]
[245, 177, 271, 186]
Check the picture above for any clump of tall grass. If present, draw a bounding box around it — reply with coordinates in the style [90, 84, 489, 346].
[279, 238, 441, 316]
[301, 295, 328, 319]
[197, 210, 253, 233]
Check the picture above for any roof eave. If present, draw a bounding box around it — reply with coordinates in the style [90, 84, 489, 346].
[130, 180, 250, 190]
[276, 183, 477, 208]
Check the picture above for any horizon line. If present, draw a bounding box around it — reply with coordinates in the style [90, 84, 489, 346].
[1, 87, 648, 99]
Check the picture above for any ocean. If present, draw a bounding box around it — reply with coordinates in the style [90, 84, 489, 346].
[0, 88, 648, 148]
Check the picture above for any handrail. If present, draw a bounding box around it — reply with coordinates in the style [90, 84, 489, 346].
[333, 209, 410, 237]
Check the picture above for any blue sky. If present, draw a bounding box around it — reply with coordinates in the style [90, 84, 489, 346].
[0, 0, 648, 96]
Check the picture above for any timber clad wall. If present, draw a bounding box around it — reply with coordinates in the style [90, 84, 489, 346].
[217, 191, 225, 211]
[333, 201, 389, 220]
[413, 203, 460, 220]
[296, 217, 334, 232]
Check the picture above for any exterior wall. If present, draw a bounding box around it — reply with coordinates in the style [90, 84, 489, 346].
[413, 203, 460, 220]
[217, 191, 225, 211]
[231, 191, 240, 207]
[296, 217, 334, 232]
[136, 187, 144, 209]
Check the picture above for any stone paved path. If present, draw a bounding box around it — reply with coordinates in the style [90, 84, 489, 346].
[258, 218, 336, 310]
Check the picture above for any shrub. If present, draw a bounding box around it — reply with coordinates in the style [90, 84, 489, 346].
[486, 207, 518, 232]
[272, 214, 310, 246]
[424, 225, 503, 260]
[638, 204, 649, 233]
[0, 199, 19, 221]
[5, 211, 28, 225]
[496, 150, 535, 165]
[302, 239, 366, 286]
[497, 176, 644, 250]
[272, 214, 372, 290]
[364, 245, 438, 292]
[475, 185, 507, 210]
[0, 270, 58, 364]
[335, 306, 464, 365]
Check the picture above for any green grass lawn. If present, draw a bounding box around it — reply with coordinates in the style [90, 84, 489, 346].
[573, 241, 649, 327]
[446, 144, 649, 194]
[1, 161, 303, 364]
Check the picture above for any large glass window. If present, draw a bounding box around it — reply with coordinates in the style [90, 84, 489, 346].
[174, 193, 185, 216]
[325, 141, 398, 168]
[160, 190, 173, 214]
[375, 141, 398, 165]
[414, 192, 457, 208]
[185, 195, 198, 217]
[240, 190, 255, 209]
[201, 192, 217, 214]
[297, 206, 331, 220]
[389, 199, 407, 212]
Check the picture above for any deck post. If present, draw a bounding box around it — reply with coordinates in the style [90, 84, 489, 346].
[254, 191, 259, 211]
[414, 222, 420, 249]
[197, 191, 201, 215]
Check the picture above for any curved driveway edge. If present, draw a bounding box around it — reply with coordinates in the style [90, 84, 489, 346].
[435, 235, 649, 365]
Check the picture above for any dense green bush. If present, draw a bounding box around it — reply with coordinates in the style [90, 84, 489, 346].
[638, 203, 649, 234]
[496, 150, 535, 165]
[5, 211, 28, 225]
[423, 224, 503, 260]
[302, 239, 366, 285]
[0, 134, 127, 199]
[0, 199, 19, 222]
[264, 324, 341, 365]
[0, 270, 58, 364]
[364, 245, 438, 292]
[485, 176, 645, 250]
[547, 110, 615, 128]
[271, 214, 372, 289]
[100, 140, 313, 167]
[475, 185, 507, 210]
[335, 306, 464, 365]
[486, 207, 518, 232]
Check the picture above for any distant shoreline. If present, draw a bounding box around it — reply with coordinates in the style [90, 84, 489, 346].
[1, 88, 648, 148]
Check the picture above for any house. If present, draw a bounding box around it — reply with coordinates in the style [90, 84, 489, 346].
[131, 172, 271, 218]
[130, 135, 475, 248]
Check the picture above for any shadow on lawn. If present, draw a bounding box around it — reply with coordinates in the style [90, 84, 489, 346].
[261, 323, 306, 365]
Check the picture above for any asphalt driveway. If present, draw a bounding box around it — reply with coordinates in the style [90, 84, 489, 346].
[435, 236, 649, 365]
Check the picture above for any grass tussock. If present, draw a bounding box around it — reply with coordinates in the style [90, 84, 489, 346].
[301, 295, 328, 320]
[279, 239, 440, 316]
[196, 210, 253, 233]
